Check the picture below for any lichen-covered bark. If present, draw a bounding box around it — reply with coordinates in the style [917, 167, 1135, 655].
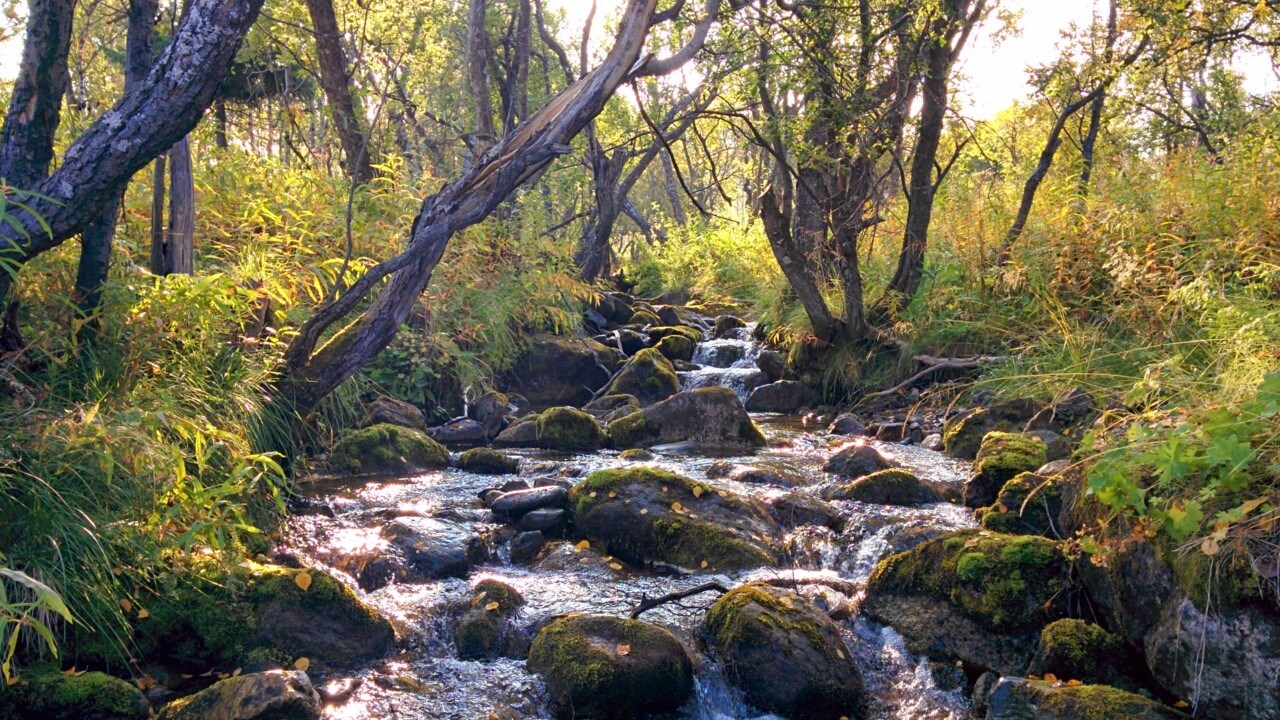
[0, 0, 266, 306]
[0, 0, 75, 191]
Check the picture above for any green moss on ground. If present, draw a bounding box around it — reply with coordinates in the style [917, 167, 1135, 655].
[0, 666, 148, 720]
[536, 407, 607, 452]
[866, 530, 1069, 633]
[329, 423, 449, 475]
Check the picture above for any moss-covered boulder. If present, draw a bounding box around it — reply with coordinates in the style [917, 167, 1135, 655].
[329, 423, 449, 475]
[940, 398, 1042, 458]
[0, 666, 149, 720]
[979, 472, 1062, 536]
[702, 584, 863, 720]
[646, 325, 703, 344]
[713, 314, 747, 339]
[619, 448, 654, 461]
[1027, 619, 1136, 688]
[606, 387, 767, 451]
[963, 432, 1048, 508]
[629, 309, 662, 326]
[159, 670, 320, 720]
[583, 394, 642, 423]
[822, 441, 896, 479]
[527, 614, 693, 720]
[506, 333, 622, 407]
[602, 348, 681, 407]
[984, 678, 1187, 720]
[654, 334, 695, 362]
[455, 447, 520, 475]
[535, 407, 607, 452]
[823, 469, 942, 507]
[454, 579, 524, 660]
[862, 530, 1071, 674]
[568, 467, 781, 571]
[134, 562, 395, 671]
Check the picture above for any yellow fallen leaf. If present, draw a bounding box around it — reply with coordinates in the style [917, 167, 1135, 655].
[484, 601, 500, 611]
[232, 667, 242, 677]
[473, 591, 488, 607]
[1174, 701, 1190, 709]
[615, 644, 631, 656]
[640, 508, 649, 515]
[1066, 679, 1083, 687]
[120, 598, 133, 613]
[137, 608, 150, 619]
[294, 572, 313, 592]
[779, 596, 794, 608]
[717, 491, 727, 498]
[1043, 672, 1059, 684]
[662, 486, 669, 492]
[671, 502, 683, 512]
[608, 491, 617, 498]
[700, 560, 709, 568]
[294, 657, 311, 672]
[590, 492, 598, 498]
[692, 486, 704, 498]
[609, 562, 623, 571]
[1201, 536, 1221, 556]
[575, 540, 591, 551]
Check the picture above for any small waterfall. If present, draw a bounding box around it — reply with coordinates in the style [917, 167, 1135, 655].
[680, 332, 769, 402]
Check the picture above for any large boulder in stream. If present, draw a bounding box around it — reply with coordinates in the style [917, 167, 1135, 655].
[328, 423, 449, 475]
[703, 584, 864, 720]
[535, 406, 608, 451]
[371, 517, 488, 587]
[983, 678, 1188, 720]
[455, 447, 519, 474]
[601, 347, 681, 406]
[133, 563, 395, 671]
[823, 441, 896, 479]
[824, 469, 942, 507]
[159, 670, 321, 720]
[605, 387, 767, 451]
[745, 380, 819, 413]
[527, 614, 694, 720]
[862, 530, 1071, 675]
[964, 432, 1048, 508]
[654, 333, 696, 362]
[568, 467, 781, 571]
[505, 333, 622, 407]
[454, 579, 525, 660]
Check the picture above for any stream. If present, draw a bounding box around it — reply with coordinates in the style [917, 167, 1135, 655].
[283, 328, 979, 720]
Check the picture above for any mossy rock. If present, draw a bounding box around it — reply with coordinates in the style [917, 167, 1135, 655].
[606, 388, 767, 451]
[963, 432, 1048, 508]
[980, 472, 1062, 536]
[619, 448, 654, 461]
[159, 670, 320, 720]
[569, 467, 780, 571]
[454, 579, 524, 660]
[527, 614, 693, 720]
[0, 666, 149, 720]
[329, 423, 449, 475]
[535, 407, 607, 452]
[583, 394, 642, 423]
[862, 530, 1071, 674]
[985, 678, 1187, 720]
[603, 348, 680, 407]
[131, 562, 394, 671]
[1028, 619, 1135, 688]
[822, 442, 895, 479]
[506, 333, 621, 407]
[824, 469, 941, 507]
[702, 584, 863, 720]
[455, 447, 520, 475]
[654, 334, 695, 362]
[629, 310, 662, 326]
[646, 325, 703, 344]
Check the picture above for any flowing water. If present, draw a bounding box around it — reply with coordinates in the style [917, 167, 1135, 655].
[283, 327, 978, 720]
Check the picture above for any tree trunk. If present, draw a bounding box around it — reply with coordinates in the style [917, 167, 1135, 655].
[74, 0, 158, 330]
[0, 0, 75, 192]
[1077, 0, 1118, 201]
[305, 0, 373, 184]
[760, 184, 838, 342]
[150, 154, 168, 274]
[468, 0, 496, 154]
[166, 136, 196, 274]
[661, 151, 686, 225]
[0, 0, 267, 310]
[277, 0, 720, 414]
[214, 100, 229, 149]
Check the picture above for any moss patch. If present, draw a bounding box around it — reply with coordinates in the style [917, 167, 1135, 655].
[0, 666, 148, 720]
[629, 310, 661, 325]
[980, 472, 1062, 536]
[605, 348, 680, 406]
[827, 469, 941, 506]
[647, 325, 703, 343]
[536, 407, 607, 452]
[964, 432, 1048, 508]
[866, 530, 1069, 633]
[606, 411, 660, 449]
[654, 334, 695, 362]
[1028, 619, 1128, 684]
[329, 423, 449, 475]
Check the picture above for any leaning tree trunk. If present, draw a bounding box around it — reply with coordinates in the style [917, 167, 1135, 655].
[1077, 0, 1118, 202]
[276, 0, 728, 415]
[305, 0, 373, 184]
[74, 0, 159, 329]
[0, 0, 267, 311]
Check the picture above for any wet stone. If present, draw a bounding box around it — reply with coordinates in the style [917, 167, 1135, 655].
[516, 508, 568, 533]
[490, 485, 569, 519]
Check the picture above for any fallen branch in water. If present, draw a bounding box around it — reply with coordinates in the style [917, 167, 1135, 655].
[630, 582, 729, 619]
[859, 354, 1007, 405]
[758, 576, 861, 597]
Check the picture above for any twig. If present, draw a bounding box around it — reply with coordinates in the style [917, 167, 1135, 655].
[630, 582, 729, 618]
[859, 354, 1007, 405]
